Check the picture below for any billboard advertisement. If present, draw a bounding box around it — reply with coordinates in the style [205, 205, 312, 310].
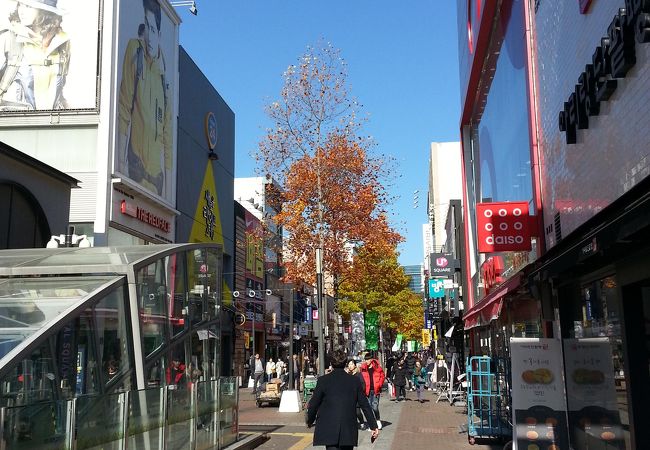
[0, 0, 100, 112]
[115, 0, 178, 202]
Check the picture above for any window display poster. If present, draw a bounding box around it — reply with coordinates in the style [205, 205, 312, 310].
[563, 338, 625, 449]
[510, 338, 569, 450]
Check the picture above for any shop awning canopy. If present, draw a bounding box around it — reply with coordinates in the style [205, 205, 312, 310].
[463, 273, 523, 330]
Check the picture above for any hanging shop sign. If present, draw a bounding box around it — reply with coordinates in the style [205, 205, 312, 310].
[429, 252, 457, 277]
[480, 256, 505, 294]
[428, 278, 445, 299]
[364, 311, 379, 351]
[559, 2, 650, 144]
[476, 201, 531, 252]
[510, 338, 570, 450]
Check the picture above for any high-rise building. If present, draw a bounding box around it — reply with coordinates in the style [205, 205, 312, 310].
[403, 264, 424, 295]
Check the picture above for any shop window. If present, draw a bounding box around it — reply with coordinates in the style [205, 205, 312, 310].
[166, 253, 187, 337]
[563, 276, 630, 448]
[94, 288, 131, 389]
[136, 259, 168, 356]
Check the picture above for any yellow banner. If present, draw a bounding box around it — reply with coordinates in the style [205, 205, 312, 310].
[422, 329, 431, 347]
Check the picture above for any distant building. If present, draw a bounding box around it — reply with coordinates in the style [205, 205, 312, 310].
[403, 264, 424, 295]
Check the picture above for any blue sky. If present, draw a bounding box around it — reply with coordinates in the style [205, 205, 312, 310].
[178, 0, 461, 265]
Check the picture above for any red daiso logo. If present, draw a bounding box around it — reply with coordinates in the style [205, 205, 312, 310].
[436, 257, 448, 267]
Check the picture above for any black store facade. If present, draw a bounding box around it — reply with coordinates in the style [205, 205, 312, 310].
[529, 178, 650, 449]
[0, 142, 78, 250]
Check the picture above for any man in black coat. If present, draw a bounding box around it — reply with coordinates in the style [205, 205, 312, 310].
[307, 349, 380, 449]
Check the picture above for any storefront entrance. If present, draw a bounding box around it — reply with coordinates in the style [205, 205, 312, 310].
[620, 281, 650, 450]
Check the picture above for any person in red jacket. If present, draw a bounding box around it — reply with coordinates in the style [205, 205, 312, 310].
[359, 351, 386, 429]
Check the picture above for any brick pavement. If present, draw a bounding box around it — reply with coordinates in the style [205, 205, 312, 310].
[237, 387, 504, 450]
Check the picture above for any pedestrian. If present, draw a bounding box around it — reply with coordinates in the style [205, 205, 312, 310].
[266, 358, 276, 382]
[250, 353, 265, 395]
[291, 354, 301, 390]
[166, 355, 186, 387]
[345, 360, 367, 430]
[392, 359, 408, 401]
[306, 349, 380, 449]
[276, 358, 286, 382]
[405, 351, 416, 391]
[412, 360, 427, 403]
[385, 353, 395, 380]
[359, 351, 385, 429]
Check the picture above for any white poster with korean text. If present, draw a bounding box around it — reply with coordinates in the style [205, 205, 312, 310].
[563, 338, 625, 448]
[510, 338, 569, 450]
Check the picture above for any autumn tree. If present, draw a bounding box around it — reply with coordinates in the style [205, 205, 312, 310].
[338, 245, 424, 340]
[256, 42, 400, 288]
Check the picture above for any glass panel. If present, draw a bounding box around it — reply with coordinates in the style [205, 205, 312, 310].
[166, 386, 193, 450]
[137, 259, 168, 356]
[187, 250, 207, 326]
[218, 377, 238, 448]
[0, 276, 119, 359]
[196, 379, 219, 450]
[564, 276, 629, 448]
[205, 248, 222, 320]
[0, 339, 57, 407]
[1, 400, 70, 450]
[75, 393, 124, 450]
[94, 286, 131, 389]
[127, 388, 165, 450]
[167, 253, 187, 337]
[146, 354, 167, 389]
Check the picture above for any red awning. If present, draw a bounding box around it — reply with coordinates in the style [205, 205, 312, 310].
[463, 273, 523, 330]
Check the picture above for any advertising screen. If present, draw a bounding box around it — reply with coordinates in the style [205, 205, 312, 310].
[0, 0, 100, 113]
[115, 0, 178, 203]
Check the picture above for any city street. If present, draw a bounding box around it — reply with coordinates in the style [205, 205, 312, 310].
[238, 387, 503, 450]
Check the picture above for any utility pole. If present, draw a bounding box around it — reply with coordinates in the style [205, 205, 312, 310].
[288, 288, 295, 390]
[316, 248, 325, 375]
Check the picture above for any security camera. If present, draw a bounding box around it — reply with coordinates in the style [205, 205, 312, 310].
[189, 2, 197, 15]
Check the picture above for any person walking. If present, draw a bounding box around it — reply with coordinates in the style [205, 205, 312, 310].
[250, 353, 265, 395]
[276, 358, 286, 383]
[266, 358, 276, 382]
[412, 360, 428, 403]
[306, 349, 379, 449]
[359, 352, 385, 429]
[405, 352, 416, 391]
[346, 360, 366, 430]
[392, 359, 408, 401]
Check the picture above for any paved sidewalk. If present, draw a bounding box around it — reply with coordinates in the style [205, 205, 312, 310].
[238, 387, 504, 450]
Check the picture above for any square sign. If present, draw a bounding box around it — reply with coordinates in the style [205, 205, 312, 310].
[428, 279, 445, 299]
[476, 201, 532, 253]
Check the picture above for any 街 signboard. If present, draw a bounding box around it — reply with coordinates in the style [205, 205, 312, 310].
[510, 338, 569, 450]
[429, 252, 456, 278]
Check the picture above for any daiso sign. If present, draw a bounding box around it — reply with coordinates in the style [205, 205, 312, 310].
[476, 201, 532, 253]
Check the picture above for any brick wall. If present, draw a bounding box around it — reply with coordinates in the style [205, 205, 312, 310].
[535, 1, 650, 249]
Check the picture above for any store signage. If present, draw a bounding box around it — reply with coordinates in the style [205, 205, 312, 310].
[429, 252, 456, 277]
[428, 279, 445, 299]
[559, 2, 650, 144]
[510, 338, 570, 450]
[476, 201, 531, 252]
[205, 111, 218, 150]
[120, 200, 170, 232]
[305, 306, 313, 324]
[202, 190, 216, 239]
[480, 256, 505, 294]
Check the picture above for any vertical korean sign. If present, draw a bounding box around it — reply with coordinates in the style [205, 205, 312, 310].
[364, 311, 379, 351]
[563, 338, 625, 448]
[510, 338, 569, 449]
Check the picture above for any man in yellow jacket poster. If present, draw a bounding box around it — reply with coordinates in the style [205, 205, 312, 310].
[117, 0, 172, 200]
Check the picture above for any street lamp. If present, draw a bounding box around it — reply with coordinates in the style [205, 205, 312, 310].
[46, 226, 91, 248]
[170, 0, 197, 15]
